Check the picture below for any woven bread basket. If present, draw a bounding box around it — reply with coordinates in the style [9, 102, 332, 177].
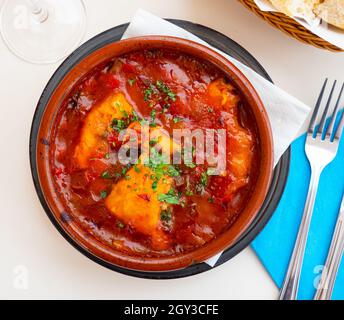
[238, 0, 343, 52]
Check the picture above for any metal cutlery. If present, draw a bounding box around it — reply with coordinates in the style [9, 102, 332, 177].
[279, 79, 344, 300]
[314, 193, 344, 300]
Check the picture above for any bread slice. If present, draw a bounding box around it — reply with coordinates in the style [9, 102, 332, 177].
[269, 0, 319, 20]
[315, 0, 344, 30]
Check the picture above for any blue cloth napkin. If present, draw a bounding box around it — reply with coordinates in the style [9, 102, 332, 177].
[252, 129, 344, 300]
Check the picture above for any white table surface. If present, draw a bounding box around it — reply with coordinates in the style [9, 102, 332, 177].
[1, 0, 343, 300]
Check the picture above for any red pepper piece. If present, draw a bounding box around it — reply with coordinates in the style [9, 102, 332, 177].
[137, 194, 151, 202]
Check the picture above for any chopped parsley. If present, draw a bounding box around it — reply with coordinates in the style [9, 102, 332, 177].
[208, 196, 215, 203]
[166, 165, 180, 177]
[151, 180, 158, 192]
[192, 146, 196, 157]
[160, 208, 172, 222]
[139, 118, 149, 126]
[167, 92, 177, 102]
[144, 88, 153, 101]
[149, 137, 159, 146]
[149, 147, 168, 166]
[150, 109, 157, 127]
[158, 189, 180, 205]
[162, 103, 170, 112]
[117, 221, 125, 228]
[101, 171, 112, 179]
[100, 191, 107, 199]
[173, 117, 182, 124]
[144, 84, 157, 101]
[195, 171, 210, 195]
[146, 148, 180, 191]
[185, 189, 194, 196]
[111, 118, 127, 132]
[121, 167, 128, 175]
[185, 177, 193, 196]
[147, 163, 179, 192]
[144, 80, 177, 104]
[156, 80, 166, 90]
[156, 80, 177, 102]
[185, 162, 196, 169]
[121, 109, 129, 118]
[128, 78, 136, 86]
[132, 111, 139, 122]
[201, 172, 209, 187]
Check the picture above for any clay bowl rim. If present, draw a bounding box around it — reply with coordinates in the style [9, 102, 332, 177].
[31, 35, 274, 272]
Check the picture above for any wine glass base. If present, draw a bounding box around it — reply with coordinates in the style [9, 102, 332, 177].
[0, 0, 87, 64]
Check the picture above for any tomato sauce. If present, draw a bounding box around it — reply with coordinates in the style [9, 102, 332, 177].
[50, 49, 260, 257]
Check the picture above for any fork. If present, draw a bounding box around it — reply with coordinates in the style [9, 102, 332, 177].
[279, 79, 344, 300]
[314, 193, 344, 300]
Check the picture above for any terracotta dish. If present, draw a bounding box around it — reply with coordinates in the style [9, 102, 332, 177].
[31, 36, 273, 272]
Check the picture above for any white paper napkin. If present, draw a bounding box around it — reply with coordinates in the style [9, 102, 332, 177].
[122, 9, 311, 266]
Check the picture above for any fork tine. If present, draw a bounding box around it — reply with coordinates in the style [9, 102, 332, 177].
[327, 82, 344, 140]
[309, 78, 328, 135]
[319, 80, 337, 137]
[333, 106, 344, 140]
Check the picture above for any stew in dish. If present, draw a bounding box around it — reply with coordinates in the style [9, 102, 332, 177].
[50, 49, 260, 257]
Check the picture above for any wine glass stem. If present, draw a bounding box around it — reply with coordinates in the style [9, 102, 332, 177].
[26, 0, 49, 23]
